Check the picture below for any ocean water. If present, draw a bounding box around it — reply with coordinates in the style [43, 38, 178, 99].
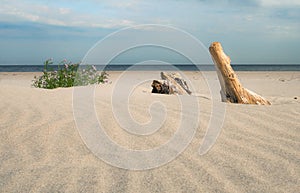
[0, 64, 299, 72]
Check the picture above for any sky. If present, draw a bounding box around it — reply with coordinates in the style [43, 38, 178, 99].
[0, 0, 300, 65]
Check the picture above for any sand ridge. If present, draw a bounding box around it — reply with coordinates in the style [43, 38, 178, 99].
[0, 71, 299, 192]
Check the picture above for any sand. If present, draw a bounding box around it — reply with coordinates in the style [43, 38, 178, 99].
[0, 71, 299, 193]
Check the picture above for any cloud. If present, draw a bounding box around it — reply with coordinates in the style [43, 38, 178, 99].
[197, 0, 300, 7]
[0, 0, 138, 28]
[260, 0, 300, 7]
[196, 0, 260, 7]
[59, 8, 71, 15]
[0, 0, 299, 64]
[108, 0, 140, 9]
[0, 0, 299, 40]
[0, 0, 298, 38]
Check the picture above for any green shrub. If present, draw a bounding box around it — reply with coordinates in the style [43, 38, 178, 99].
[32, 59, 108, 89]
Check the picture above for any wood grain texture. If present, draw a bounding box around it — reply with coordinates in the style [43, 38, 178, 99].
[209, 42, 271, 105]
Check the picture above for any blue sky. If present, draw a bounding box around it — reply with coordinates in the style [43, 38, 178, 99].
[0, 0, 299, 65]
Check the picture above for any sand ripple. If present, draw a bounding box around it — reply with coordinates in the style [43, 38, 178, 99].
[0, 72, 299, 192]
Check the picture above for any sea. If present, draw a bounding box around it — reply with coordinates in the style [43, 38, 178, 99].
[0, 64, 299, 72]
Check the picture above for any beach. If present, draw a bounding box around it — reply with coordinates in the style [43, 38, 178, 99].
[0, 71, 299, 192]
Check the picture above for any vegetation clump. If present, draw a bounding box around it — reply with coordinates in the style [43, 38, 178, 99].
[32, 59, 108, 89]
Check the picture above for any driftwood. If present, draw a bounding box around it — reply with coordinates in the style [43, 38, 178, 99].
[151, 80, 171, 94]
[209, 42, 271, 105]
[151, 72, 192, 95]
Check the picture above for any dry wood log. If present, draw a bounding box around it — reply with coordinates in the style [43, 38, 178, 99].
[209, 42, 271, 105]
[151, 72, 192, 95]
[161, 72, 192, 95]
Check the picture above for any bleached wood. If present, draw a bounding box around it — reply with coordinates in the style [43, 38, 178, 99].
[161, 72, 192, 95]
[209, 42, 271, 105]
[151, 72, 192, 95]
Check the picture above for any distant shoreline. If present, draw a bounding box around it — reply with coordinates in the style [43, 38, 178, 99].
[0, 64, 299, 72]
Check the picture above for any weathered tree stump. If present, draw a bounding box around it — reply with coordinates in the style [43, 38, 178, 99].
[151, 72, 192, 95]
[209, 42, 271, 105]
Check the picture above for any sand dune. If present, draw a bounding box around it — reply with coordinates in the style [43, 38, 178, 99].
[0, 71, 299, 192]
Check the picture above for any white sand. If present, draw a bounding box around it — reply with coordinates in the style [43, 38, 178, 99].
[0, 71, 299, 192]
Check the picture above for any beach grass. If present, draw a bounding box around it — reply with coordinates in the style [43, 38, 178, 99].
[32, 59, 108, 89]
